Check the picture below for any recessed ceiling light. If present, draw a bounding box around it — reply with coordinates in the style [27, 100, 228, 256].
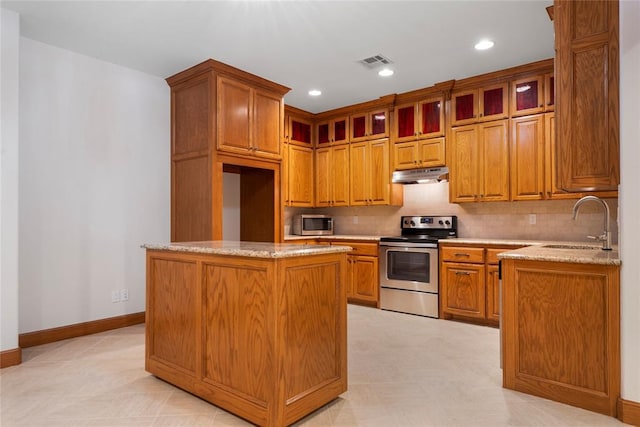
[475, 39, 495, 50]
[308, 89, 322, 96]
[378, 68, 394, 77]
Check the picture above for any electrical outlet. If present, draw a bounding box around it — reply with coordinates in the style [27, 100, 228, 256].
[111, 290, 120, 303]
[529, 214, 537, 225]
[353, 216, 359, 224]
[120, 289, 129, 301]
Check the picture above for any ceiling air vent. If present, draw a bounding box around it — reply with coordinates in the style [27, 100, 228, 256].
[359, 54, 393, 69]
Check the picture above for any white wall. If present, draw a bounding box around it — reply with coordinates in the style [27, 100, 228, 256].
[1, 8, 20, 352]
[223, 172, 241, 240]
[619, 0, 640, 403]
[18, 38, 170, 333]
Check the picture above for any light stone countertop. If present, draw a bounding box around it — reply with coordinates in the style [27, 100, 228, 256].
[284, 235, 381, 242]
[437, 238, 621, 265]
[496, 244, 620, 266]
[142, 241, 352, 259]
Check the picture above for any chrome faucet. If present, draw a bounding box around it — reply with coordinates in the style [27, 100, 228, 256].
[572, 196, 612, 250]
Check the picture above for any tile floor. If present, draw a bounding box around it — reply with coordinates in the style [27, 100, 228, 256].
[0, 305, 628, 426]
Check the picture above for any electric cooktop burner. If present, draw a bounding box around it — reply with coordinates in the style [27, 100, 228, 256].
[379, 215, 458, 243]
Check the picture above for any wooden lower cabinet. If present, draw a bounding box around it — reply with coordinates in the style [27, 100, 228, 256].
[502, 258, 620, 416]
[145, 249, 348, 427]
[329, 241, 379, 306]
[440, 244, 521, 326]
[286, 239, 380, 306]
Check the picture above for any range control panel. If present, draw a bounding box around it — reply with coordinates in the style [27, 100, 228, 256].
[400, 215, 457, 230]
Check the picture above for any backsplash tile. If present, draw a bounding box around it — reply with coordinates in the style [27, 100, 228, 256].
[285, 182, 619, 243]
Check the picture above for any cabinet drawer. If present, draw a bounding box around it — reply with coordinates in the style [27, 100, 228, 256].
[331, 241, 378, 256]
[486, 247, 519, 264]
[441, 246, 485, 263]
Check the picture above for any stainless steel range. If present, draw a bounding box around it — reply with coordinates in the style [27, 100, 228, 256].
[379, 215, 457, 318]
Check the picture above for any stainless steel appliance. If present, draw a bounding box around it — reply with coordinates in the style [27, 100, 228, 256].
[379, 215, 457, 318]
[292, 214, 334, 236]
[392, 166, 449, 184]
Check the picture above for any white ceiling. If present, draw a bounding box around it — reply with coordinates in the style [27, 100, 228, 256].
[2, 0, 555, 113]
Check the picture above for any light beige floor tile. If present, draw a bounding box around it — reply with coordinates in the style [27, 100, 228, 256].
[0, 305, 630, 427]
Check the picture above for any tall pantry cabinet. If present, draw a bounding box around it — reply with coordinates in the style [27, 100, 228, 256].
[167, 59, 290, 243]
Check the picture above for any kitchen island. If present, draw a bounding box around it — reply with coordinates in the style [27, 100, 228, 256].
[142, 241, 350, 427]
[499, 244, 620, 416]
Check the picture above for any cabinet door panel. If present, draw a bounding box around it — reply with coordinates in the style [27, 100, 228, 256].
[450, 125, 480, 202]
[288, 146, 313, 206]
[396, 104, 416, 140]
[442, 263, 486, 319]
[420, 98, 444, 137]
[218, 77, 251, 152]
[253, 90, 281, 157]
[512, 77, 544, 117]
[315, 148, 331, 207]
[479, 83, 508, 121]
[333, 118, 348, 143]
[369, 139, 390, 205]
[511, 115, 545, 201]
[480, 120, 509, 201]
[419, 138, 445, 167]
[332, 145, 350, 207]
[394, 141, 418, 170]
[452, 90, 477, 126]
[350, 255, 378, 303]
[349, 142, 369, 205]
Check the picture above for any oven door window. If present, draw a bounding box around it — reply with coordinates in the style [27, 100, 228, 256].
[387, 250, 431, 283]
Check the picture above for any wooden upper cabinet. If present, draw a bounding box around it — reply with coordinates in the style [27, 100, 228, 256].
[449, 120, 509, 203]
[317, 116, 349, 145]
[451, 83, 508, 126]
[394, 96, 444, 143]
[284, 115, 313, 146]
[510, 115, 545, 201]
[350, 108, 389, 142]
[315, 145, 349, 207]
[511, 75, 545, 117]
[393, 138, 445, 170]
[555, 0, 619, 192]
[350, 139, 392, 206]
[285, 144, 314, 207]
[217, 76, 283, 159]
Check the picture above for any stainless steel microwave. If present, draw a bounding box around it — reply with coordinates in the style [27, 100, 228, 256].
[292, 214, 334, 236]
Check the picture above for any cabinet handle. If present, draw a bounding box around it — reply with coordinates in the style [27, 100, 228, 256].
[539, 104, 543, 108]
[455, 271, 471, 276]
[454, 253, 470, 257]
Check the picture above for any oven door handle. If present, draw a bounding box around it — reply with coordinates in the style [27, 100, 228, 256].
[379, 242, 438, 249]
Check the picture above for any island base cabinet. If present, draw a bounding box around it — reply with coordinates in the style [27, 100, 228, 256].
[145, 250, 348, 427]
[501, 259, 620, 416]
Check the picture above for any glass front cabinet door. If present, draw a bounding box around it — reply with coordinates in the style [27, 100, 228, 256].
[350, 109, 389, 142]
[394, 97, 444, 143]
[511, 76, 545, 117]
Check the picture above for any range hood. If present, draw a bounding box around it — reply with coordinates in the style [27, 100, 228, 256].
[392, 167, 449, 184]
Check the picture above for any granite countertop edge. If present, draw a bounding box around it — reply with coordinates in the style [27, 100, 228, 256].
[142, 241, 352, 259]
[440, 238, 620, 266]
[284, 235, 381, 241]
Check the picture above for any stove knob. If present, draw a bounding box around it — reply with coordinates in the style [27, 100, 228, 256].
[410, 220, 416, 226]
[445, 220, 451, 225]
[438, 220, 444, 225]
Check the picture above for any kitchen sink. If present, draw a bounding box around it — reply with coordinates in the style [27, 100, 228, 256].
[542, 244, 600, 250]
